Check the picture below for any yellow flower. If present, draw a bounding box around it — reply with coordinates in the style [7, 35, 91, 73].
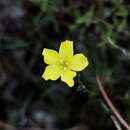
[42, 40, 89, 87]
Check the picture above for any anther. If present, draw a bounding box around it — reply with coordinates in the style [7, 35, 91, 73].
[63, 67, 67, 70]
[65, 62, 69, 66]
[60, 59, 64, 63]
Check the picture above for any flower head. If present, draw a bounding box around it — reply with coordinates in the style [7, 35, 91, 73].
[42, 40, 89, 87]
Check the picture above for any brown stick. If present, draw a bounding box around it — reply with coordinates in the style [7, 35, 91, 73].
[96, 75, 130, 130]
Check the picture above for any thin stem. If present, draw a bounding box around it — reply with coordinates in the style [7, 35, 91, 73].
[96, 75, 130, 130]
[111, 115, 123, 130]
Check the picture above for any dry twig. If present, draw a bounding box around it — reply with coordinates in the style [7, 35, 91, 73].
[96, 75, 130, 130]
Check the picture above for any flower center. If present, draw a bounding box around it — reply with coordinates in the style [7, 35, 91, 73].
[59, 58, 69, 70]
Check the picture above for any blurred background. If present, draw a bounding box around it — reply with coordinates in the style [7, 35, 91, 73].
[0, 0, 130, 130]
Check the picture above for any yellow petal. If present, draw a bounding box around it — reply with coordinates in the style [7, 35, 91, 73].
[42, 65, 61, 80]
[70, 53, 89, 72]
[61, 70, 76, 87]
[42, 48, 60, 65]
[59, 40, 73, 60]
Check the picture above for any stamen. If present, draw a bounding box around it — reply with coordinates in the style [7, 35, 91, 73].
[60, 59, 64, 63]
[59, 58, 69, 70]
[63, 67, 67, 70]
[65, 62, 69, 66]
